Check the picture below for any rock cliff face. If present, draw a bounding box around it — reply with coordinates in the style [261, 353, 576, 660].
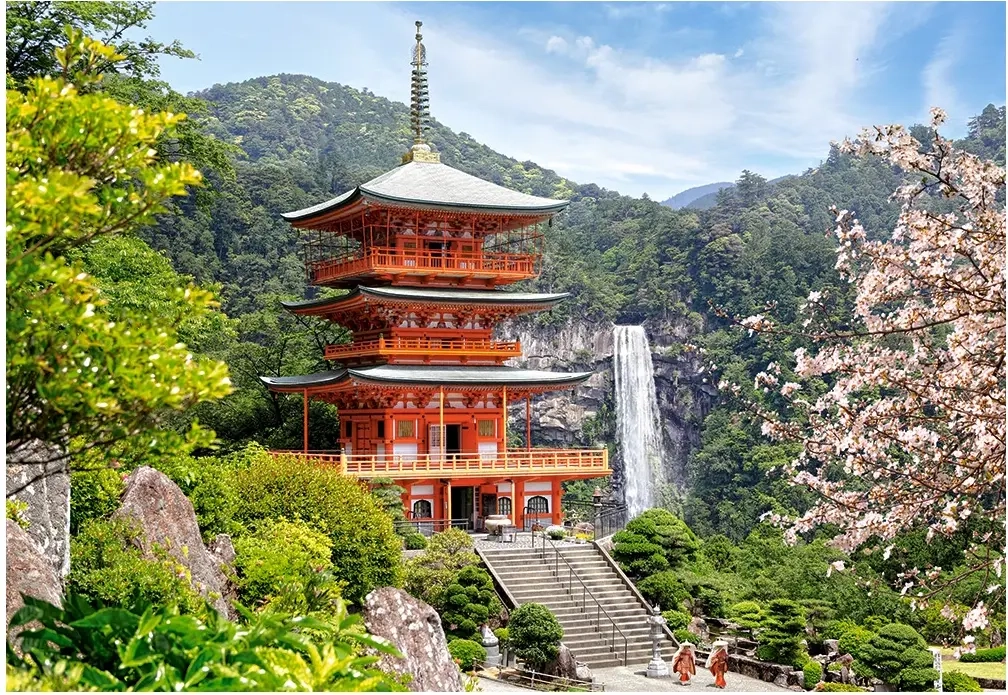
[499, 318, 716, 497]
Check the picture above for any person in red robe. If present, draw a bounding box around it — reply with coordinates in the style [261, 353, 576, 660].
[705, 640, 729, 689]
[671, 642, 697, 685]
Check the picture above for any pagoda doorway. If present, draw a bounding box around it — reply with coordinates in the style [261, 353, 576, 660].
[445, 424, 462, 460]
[451, 485, 474, 530]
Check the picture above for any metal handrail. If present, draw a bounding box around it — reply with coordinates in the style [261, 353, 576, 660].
[535, 533, 629, 666]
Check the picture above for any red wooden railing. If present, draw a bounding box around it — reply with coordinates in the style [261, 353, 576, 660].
[324, 335, 522, 361]
[308, 246, 538, 284]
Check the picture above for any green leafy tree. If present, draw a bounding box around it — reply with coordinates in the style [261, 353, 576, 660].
[404, 528, 480, 612]
[441, 566, 501, 640]
[756, 599, 807, 667]
[509, 603, 564, 669]
[612, 508, 699, 578]
[856, 624, 938, 691]
[370, 477, 408, 536]
[6, 30, 231, 471]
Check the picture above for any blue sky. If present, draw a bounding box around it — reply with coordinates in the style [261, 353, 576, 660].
[146, 1, 1006, 199]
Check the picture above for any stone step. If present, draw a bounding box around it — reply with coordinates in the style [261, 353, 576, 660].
[509, 586, 634, 600]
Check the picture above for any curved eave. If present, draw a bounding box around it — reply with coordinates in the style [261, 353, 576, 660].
[348, 366, 592, 389]
[259, 370, 348, 392]
[281, 287, 570, 315]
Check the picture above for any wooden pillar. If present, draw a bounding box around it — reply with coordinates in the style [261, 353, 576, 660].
[439, 386, 445, 463]
[508, 479, 516, 527]
[525, 396, 531, 451]
[515, 479, 525, 530]
[303, 389, 309, 453]
[552, 478, 562, 526]
[446, 480, 452, 527]
[502, 386, 508, 463]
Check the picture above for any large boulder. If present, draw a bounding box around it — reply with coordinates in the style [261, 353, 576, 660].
[113, 466, 233, 617]
[6, 440, 70, 577]
[689, 616, 710, 643]
[6, 519, 63, 642]
[543, 643, 579, 679]
[362, 587, 463, 692]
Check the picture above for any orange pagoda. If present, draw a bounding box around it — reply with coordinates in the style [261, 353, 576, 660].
[261, 22, 610, 532]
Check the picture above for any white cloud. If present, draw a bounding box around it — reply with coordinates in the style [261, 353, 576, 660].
[545, 35, 567, 54]
[734, 47, 744, 58]
[922, 28, 967, 131]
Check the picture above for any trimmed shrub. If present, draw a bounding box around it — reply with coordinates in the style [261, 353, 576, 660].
[404, 529, 479, 612]
[701, 534, 740, 573]
[679, 571, 729, 618]
[494, 627, 509, 649]
[857, 623, 937, 691]
[756, 599, 807, 667]
[815, 684, 864, 692]
[612, 508, 699, 578]
[370, 477, 408, 536]
[233, 519, 336, 609]
[662, 609, 691, 631]
[730, 601, 763, 632]
[959, 646, 1005, 663]
[231, 446, 403, 605]
[404, 533, 428, 550]
[448, 639, 487, 672]
[799, 599, 835, 648]
[68, 518, 203, 613]
[943, 670, 983, 692]
[442, 566, 499, 641]
[803, 661, 823, 690]
[69, 467, 125, 535]
[509, 603, 563, 669]
[637, 571, 687, 612]
[674, 628, 703, 645]
[837, 625, 875, 660]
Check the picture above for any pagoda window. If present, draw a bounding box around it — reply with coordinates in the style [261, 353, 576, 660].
[396, 419, 415, 439]
[344, 421, 353, 437]
[377, 421, 385, 438]
[412, 499, 433, 519]
[527, 495, 549, 514]
[498, 497, 512, 517]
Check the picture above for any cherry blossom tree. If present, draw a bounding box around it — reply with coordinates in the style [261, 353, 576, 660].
[731, 109, 1005, 641]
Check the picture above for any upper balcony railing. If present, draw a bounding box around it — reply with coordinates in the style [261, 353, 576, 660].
[308, 246, 538, 286]
[272, 448, 610, 479]
[324, 335, 522, 363]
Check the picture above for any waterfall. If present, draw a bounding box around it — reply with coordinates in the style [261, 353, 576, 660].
[613, 325, 666, 518]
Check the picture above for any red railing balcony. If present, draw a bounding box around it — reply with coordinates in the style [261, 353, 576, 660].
[308, 246, 538, 286]
[324, 335, 522, 363]
[271, 448, 611, 480]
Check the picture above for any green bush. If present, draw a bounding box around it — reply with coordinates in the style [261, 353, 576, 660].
[68, 518, 204, 613]
[959, 646, 1005, 663]
[816, 684, 864, 692]
[701, 534, 740, 573]
[442, 566, 500, 640]
[233, 519, 337, 609]
[547, 528, 566, 540]
[404, 529, 479, 612]
[679, 571, 729, 617]
[803, 661, 823, 689]
[730, 601, 763, 631]
[494, 627, 509, 649]
[69, 467, 125, 535]
[857, 623, 937, 691]
[6, 593, 403, 691]
[6, 500, 29, 529]
[370, 477, 408, 535]
[756, 599, 807, 667]
[662, 609, 691, 631]
[637, 571, 687, 612]
[909, 602, 963, 645]
[674, 628, 703, 645]
[799, 599, 835, 648]
[837, 625, 875, 659]
[231, 446, 403, 605]
[612, 508, 699, 578]
[405, 533, 428, 550]
[509, 603, 563, 669]
[943, 671, 983, 692]
[155, 454, 241, 541]
[448, 639, 487, 672]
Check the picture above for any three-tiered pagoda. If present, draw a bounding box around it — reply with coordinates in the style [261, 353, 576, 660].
[261, 22, 610, 532]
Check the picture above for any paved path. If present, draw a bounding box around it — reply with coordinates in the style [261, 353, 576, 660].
[477, 666, 790, 693]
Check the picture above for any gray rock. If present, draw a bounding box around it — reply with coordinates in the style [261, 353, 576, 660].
[773, 673, 790, 688]
[688, 616, 710, 643]
[6, 519, 63, 646]
[544, 643, 579, 680]
[208, 533, 236, 567]
[113, 466, 233, 617]
[6, 440, 70, 577]
[824, 639, 840, 656]
[575, 663, 593, 683]
[362, 587, 463, 692]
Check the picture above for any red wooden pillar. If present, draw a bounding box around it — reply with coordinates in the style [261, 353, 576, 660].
[515, 479, 525, 529]
[551, 478, 562, 526]
[525, 396, 531, 451]
[303, 389, 309, 453]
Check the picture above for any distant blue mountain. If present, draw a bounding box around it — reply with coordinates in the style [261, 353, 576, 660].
[659, 182, 734, 209]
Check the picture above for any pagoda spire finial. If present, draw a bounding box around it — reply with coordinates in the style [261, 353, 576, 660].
[403, 20, 440, 164]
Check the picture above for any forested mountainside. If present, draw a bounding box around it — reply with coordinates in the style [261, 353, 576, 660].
[142, 71, 1005, 540]
[660, 181, 734, 209]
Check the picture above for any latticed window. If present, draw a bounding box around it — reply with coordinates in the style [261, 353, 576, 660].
[412, 499, 432, 519]
[397, 419, 415, 438]
[477, 419, 495, 437]
[498, 497, 512, 517]
[527, 495, 549, 514]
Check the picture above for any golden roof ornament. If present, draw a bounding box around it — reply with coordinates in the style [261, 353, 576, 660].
[403, 20, 440, 164]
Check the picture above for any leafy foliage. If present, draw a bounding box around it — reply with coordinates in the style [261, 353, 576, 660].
[729, 601, 763, 631]
[612, 508, 699, 578]
[661, 609, 691, 631]
[233, 518, 338, 610]
[69, 467, 125, 535]
[447, 639, 486, 672]
[403, 528, 480, 612]
[803, 660, 823, 690]
[404, 533, 428, 550]
[756, 599, 807, 668]
[509, 603, 564, 669]
[441, 566, 501, 641]
[958, 646, 1005, 663]
[638, 571, 687, 613]
[855, 623, 938, 691]
[5, 29, 231, 467]
[942, 670, 983, 692]
[230, 445, 403, 605]
[6, 594, 404, 691]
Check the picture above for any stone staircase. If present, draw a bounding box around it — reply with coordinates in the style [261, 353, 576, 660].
[481, 544, 675, 670]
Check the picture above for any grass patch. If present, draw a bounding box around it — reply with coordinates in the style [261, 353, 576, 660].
[939, 647, 1007, 682]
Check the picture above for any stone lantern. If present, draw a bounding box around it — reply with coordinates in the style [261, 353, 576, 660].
[481, 623, 500, 667]
[645, 604, 669, 678]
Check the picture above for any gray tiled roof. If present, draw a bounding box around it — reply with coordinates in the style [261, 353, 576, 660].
[282, 286, 569, 312]
[260, 365, 590, 389]
[282, 161, 569, 221]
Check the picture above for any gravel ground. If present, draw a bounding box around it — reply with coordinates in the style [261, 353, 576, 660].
[590, 665, 791, 693]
